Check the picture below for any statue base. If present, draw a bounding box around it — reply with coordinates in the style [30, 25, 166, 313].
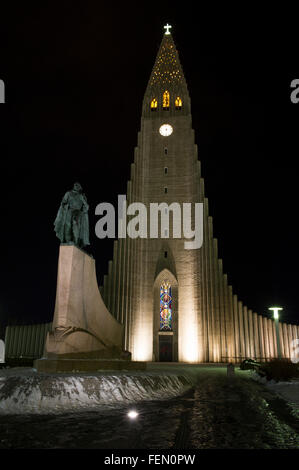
[44, 244, 131, 364]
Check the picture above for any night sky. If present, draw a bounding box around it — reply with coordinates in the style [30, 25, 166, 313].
[0, 3, 298, 337]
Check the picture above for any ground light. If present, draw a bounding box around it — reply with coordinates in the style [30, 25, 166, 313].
[269, 307, 283, 358]
[127, 410, 139, 419]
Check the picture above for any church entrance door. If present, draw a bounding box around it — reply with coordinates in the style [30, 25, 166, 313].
[159, 335, 173, 361]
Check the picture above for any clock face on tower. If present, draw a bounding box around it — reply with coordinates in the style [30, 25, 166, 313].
[159, 124, 173, 136]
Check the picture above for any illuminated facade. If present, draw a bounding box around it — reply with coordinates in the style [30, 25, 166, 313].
[101, 28, 299, 362]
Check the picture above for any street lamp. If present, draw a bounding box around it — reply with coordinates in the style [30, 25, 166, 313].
[268, 307, 283, 359]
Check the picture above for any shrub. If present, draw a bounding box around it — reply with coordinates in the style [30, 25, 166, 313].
[240, 359, 261, 370]
[257, 358, 299, 382]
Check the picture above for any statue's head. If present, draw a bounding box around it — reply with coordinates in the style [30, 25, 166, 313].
[73, 182, 82, 192]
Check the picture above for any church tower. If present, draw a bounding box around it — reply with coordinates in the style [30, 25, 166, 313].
[102, 24, 213, 362]
[101, 25, 299, 363]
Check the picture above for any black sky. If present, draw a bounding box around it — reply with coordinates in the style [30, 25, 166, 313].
[0, 2, 298, 336]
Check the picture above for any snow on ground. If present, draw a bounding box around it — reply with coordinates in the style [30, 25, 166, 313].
[250, 371, 299, 410]
[0, 366, 197, 414]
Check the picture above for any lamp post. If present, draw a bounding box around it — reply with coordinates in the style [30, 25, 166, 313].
[268, 307, 283, 359]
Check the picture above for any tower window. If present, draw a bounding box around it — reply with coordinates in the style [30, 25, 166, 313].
[175, 96, 182, 109]
[164, 147, 168, 155]
[164, 187, 168, 194]
[160, 280, 172, 331]
[151, 98, 158, 111]
[164, 167, 168, 175]
[164, 251, 168, 258]
[163, 90, 170, 109]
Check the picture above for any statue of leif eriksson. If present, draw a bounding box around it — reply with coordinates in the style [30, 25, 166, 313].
[54, 182, 90, 248]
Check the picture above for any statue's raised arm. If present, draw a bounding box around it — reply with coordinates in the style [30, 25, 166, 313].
[54, 182, 90, 248]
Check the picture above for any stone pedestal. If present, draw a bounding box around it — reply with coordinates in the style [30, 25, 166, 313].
[36, 245, 145, 372]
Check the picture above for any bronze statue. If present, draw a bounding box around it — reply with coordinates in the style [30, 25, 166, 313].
[54, 182, 90, 248]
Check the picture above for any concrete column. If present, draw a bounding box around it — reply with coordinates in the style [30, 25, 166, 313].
[123, 237, 130, 350]
[273, 319, 281, 358]
[243, 306, 250, 358]
[258, 315, 265, 361]
[117, 238, 125, 324]
[16, 326, 23, 357]
[199, 196, 208, 362]
[111, 240, 118, 319]
[218, 260, 226, 362]
[248, 309, 255, 359]
[269, 319, 275, 357]
[288, 324, 293, 359]
[12, 326, 18, 357]
[228, 285, 235, 362]
[263, 317, 270, 361]
[36, 324, 42, 357]
[268, 319, 275, 358]
[110, 244, 117, 318]
[238, 301, 246, 361]
[208, 217, 216, 361]
[223, 280, 231, 361]
[4, 326, 11, 359]
[34, 324, 41, 357]
[291, 324, 298, 361]
[8, 327, 13, 357]
[11, 326, 17, 357]
[124, 201, 132, 352]
[203, 201, 212, 362]
[269, 319, 274, 358]
[253, 313, 260, 360]
[128, 181, 136, 355]
[233, 295, 240, 362]
[17, 326, 23, 357]
[30, 323, 37, 358]
[13, 325, 20, 357]
[39, 324, 46, 357]
[282, 323, 290, 359]
[213, 239, 221, 362]
[20, 325, 28, 357]
[25, 325, 33, 357]
[125, 182, 132, 352]
[116, 239, 122, 326]
[278, 322, 285, 358]
[222, 277, 230, 360]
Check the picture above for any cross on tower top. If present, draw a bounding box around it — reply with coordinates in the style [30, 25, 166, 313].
[164, 23, 172, 35]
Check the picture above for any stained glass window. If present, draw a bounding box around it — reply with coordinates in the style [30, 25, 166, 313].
[163, 90, 170, 108]
[160, 281, 172, 331]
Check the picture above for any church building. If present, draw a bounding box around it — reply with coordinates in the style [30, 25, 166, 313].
[3, 25, 298, 365]
[101, 25, 299, 363]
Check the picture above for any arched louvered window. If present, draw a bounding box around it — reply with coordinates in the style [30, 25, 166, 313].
[151, 98, 158, 111]
[175, 96, 182, 109]
[163, 90, 170, 109]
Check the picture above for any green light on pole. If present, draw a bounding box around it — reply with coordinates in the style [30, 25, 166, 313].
[269, 307, 283, 358]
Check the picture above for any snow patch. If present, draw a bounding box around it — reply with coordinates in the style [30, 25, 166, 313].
[0, 368, 194, 414]
[250, 371, 299, 408]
